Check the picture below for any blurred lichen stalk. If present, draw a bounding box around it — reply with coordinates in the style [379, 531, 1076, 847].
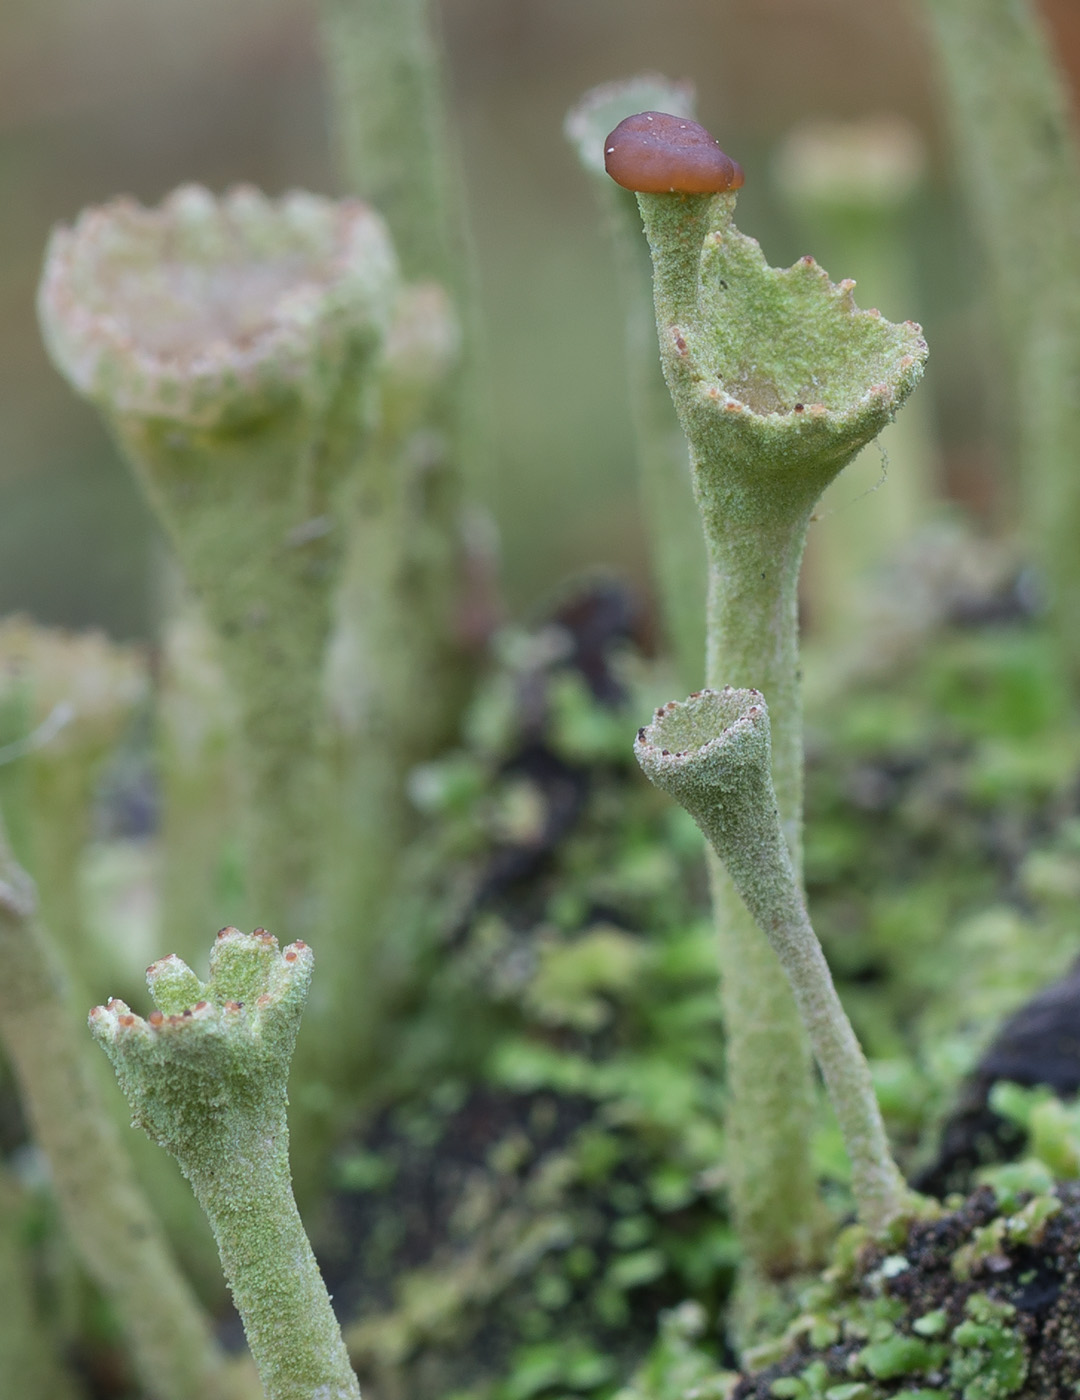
[0, 0, 1078, 1396]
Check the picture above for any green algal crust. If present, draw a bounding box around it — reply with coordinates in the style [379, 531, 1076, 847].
[565, 76, 708, 688]
[635, 185, 926, 1277]
[38, 185, 398, 933]
[635, 687, 911, 1235]
[91, 927, 359, 1400]
[0, 817, 247, 1400]
[921, 0, 1080, 681]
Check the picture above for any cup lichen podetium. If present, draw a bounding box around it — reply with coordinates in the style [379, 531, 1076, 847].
[91, 927, 359, 1400]
[37, 186, 398, 935]
[609, 111, 927, 1287]
[635, 687, 914, 1236]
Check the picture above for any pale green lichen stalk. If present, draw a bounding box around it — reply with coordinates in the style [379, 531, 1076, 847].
[38, 186, 398, 935]
[91, 927, 360, 1400]
[632, 177, 926, 1282]
[322, 278, 464, 1079]
[319, 0, 460, 287]
[0, 813, 248, 1400]
[319, 0, 479, 767]
[635, 687, 913, 1236]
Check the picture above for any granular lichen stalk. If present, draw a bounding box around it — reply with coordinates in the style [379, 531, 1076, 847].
[635, 688, 913, 1236]
[38, 185, 398, 937]
[617, 113, 927, 1291]
[0, 813, 250, 1400]
[91, 928, 360, 1400]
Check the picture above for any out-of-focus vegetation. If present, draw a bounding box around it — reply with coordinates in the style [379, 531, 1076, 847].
[6, 0, 1074, 632]
[8, 2, 1080, 1398]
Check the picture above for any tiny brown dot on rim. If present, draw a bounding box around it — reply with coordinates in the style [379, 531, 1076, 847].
[794, 403, 804, 412]
[194, 1001, 209, 1011]
[285, 950, 297, 962]
[148, 1011, 164, 1026]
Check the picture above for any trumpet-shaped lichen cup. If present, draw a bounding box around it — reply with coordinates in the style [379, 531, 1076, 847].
[635, 687, 913, 1238]
[38, 186, 398, 932]
[624, 159, 927, 1296]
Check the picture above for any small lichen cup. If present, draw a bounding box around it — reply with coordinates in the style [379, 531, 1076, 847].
[635, 687, 913, 1237]
[38, 185, 399, 932]
[634, 182, 927, 843]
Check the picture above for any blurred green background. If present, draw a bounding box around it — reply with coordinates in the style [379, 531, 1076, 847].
[2, 0, 1078, 638]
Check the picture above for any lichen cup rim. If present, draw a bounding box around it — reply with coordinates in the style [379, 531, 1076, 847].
[38, 183, 398, 430]
[634, 685, 768, 781]
[637, 190, 928, 490]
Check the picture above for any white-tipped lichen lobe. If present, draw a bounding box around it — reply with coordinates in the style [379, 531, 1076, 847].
[90, 928, 312, 1161]
[39, 185, 397, 429]
[91, 928, 359, 1399]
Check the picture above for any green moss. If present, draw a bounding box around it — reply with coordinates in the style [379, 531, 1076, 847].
[330, 600, 1080, 1400]
[948, 1296, 1026, 1400]
[857, 1335, 947, 1381]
